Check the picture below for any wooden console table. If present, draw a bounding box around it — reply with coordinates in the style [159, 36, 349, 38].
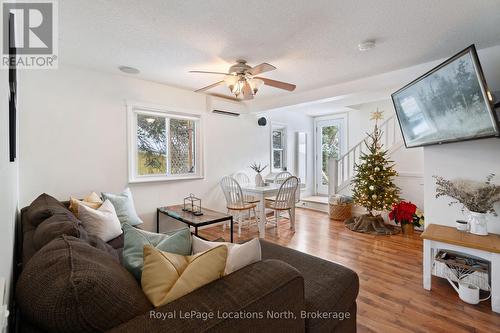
[421, 224, 500, 313]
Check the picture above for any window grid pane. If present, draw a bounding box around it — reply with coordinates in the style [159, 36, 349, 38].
[273, 150, 283, 169]
[136, 113, 167, 176]
[272, 130, 283, 149]
[169, 118, 196, 174]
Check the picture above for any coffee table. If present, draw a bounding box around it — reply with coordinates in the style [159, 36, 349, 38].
[157, 205, 234, 243]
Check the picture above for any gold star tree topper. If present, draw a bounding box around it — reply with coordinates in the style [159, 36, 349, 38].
[370, 108, 384, 121]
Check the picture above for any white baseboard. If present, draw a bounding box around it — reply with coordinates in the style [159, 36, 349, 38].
[296, 200, 328, 213]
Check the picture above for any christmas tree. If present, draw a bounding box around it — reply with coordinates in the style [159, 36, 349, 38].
[346, 110, 401, 234]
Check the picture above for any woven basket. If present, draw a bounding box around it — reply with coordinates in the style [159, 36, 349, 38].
[329, 203, 352, 221]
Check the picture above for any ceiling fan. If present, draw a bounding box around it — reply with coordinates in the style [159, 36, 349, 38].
[189, 60, 296, 100]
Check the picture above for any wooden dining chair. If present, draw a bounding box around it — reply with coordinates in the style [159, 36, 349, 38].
[220, 176, 258, 236]
[266, 176, 299, 230]
[266, 171, 295, 218]
[276, 171, 301, 203]
[274, 171, 292, 184]
[233, 171, 250, 185]
[232, 172, 260, 204]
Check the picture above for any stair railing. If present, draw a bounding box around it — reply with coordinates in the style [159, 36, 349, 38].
[328, 115, 402, 194]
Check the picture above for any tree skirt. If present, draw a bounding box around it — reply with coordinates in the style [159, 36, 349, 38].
[345, 214, 398, 235]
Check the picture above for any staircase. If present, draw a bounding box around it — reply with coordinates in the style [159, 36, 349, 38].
[329, 115, 403, 195]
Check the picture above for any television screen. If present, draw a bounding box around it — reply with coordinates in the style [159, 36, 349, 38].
[391, 45, 498, 148]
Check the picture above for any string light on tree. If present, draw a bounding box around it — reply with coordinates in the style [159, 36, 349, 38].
[345, 108, 401, 235]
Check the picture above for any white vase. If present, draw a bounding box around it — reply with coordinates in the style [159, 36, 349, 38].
[467, 211, 488, 236]
[255, 173, 264, 187]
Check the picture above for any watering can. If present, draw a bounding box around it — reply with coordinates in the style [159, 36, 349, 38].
[446, 277, 490, 305]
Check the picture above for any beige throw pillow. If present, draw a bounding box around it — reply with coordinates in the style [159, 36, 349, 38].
[69, 192, 103, 217]
[77, 199, 122, 242]
[192, 236, 261, 275]
[141, 245, 227, 307]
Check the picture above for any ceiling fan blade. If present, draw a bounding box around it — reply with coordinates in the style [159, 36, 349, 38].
[249, 63, 276, 75]
[189, 70, 230, 75]
[242, 81, 254, 100]
[256, 77, 296, 91]
[194, 80, 224, 92]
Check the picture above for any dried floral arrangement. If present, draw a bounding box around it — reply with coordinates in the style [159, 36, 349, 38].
[433, 174, 500, 215]
[250, 162, 267, 173]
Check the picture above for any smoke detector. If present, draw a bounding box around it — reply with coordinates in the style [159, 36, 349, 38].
[118, 66, 140, 74]
[358, 40, 376, 52]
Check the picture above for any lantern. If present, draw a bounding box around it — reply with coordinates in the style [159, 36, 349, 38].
[182, 193, 203, 216]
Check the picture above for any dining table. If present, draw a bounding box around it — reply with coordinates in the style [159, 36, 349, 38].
[240, 183, 296, 238]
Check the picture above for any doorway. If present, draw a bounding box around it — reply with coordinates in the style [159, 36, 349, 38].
[315, 116, 347, 195]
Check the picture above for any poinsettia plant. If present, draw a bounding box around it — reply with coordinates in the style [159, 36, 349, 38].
[389, 201, 424, 227]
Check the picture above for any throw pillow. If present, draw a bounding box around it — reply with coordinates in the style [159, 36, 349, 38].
[77, 200, 123, 242]
[16, 236, 152, 332]
[69, 192, 103, 217]
[141, 245, 227, 307]
[192, 236, 262, 275]
[122, 223, 192, 280]
[101, 188, 143, 225]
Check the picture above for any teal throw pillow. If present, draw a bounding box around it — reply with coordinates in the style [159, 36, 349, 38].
[101, 188, 143, 226]
[122, 223, 192, 280]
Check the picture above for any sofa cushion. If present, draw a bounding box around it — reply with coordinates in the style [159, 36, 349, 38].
[78, 229, 121, 262]
[26, 193, 71, 227]
[109, 259, 305, 333]
[32, 212, 82, 251]
[260, 240, 359, 332]
[107, 233, 125, 249]
[16, 235, 152, 333]
[122, 223, 192, 280]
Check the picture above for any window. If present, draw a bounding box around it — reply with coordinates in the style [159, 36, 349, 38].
[271, 124, 287, 172]
[128, 104, 203, 182]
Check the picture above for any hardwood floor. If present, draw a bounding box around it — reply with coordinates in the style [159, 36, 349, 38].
[198, 208, 500, 333]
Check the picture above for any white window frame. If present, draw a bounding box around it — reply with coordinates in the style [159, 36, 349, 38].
[270, 122, 287, 173]
[127, 102, 204, 183]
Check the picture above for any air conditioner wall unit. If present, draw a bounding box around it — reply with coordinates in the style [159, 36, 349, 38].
[212, 109, 240, 117]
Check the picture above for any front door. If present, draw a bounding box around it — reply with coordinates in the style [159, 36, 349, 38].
[315, 118, 346, 195]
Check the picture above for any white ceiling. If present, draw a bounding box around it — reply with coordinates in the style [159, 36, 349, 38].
[59, 0, 500, 103]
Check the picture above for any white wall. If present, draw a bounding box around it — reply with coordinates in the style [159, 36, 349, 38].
[18, 65, 314, 232]
[423, 45, 500, 233]
[0, 69, 18, 317]
[424, 139, 500, 234]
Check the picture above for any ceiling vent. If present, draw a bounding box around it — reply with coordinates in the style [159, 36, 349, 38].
[212, 109, 240, 117]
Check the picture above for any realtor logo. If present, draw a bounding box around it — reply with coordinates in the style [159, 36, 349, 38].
[1, 0, 58, 69]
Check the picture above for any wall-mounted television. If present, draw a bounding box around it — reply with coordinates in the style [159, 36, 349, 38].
[391, 45, 499, 148]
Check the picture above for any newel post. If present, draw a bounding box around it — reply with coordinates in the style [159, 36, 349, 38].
[328, 157, 338, 196]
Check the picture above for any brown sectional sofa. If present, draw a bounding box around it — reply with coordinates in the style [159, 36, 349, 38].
[13, 194, 359, 332]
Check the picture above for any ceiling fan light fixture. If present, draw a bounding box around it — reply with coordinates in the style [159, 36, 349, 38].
[190, 60, 295, 99]
[234, 79, 246, 97]
[224, 75, 238, 94]
[224, 75, 246, 97]
[249, 78, 264, 94]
